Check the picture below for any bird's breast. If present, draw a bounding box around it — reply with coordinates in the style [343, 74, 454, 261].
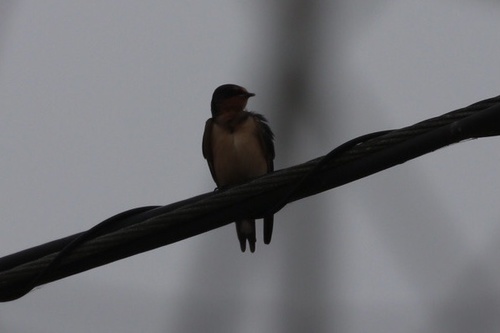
[211, 117, 268, 186]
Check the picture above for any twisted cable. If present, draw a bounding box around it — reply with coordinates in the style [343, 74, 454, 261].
[1, 95, 500, 301]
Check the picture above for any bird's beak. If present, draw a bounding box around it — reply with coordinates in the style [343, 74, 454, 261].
[245, 92, 256, 98]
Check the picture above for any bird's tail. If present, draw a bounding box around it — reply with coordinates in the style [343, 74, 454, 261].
[235, 219, 256, 253]
[263, 215, 274, 245]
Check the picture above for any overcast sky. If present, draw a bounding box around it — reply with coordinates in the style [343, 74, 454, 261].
[2, 1, 500, 332]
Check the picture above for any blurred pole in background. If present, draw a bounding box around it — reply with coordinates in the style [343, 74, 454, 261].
[258, 1, 338, 331]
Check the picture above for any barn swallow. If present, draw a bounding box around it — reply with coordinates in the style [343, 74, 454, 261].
[202, 84, 275, 252]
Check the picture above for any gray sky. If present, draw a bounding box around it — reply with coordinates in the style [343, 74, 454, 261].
[2, 1, 500, 332]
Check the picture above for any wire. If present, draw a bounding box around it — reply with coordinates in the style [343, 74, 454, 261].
[1, 94, 500, 302]
[267, 130, 393, 215]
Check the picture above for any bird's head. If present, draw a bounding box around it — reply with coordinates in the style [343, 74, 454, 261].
[210, 84, 255, 118]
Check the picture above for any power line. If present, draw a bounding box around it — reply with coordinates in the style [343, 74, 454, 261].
[1, 94, 500, 302]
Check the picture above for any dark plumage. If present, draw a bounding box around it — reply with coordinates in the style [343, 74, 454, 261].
[202, 84, 275, 252]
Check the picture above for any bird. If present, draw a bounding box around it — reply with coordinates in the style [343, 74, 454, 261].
[202, 84, 275, 252]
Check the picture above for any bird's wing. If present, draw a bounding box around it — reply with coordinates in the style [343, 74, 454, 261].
[251, 112, 276, 244]
[251, 112, 275, 172]
[202, 118, 218, 184]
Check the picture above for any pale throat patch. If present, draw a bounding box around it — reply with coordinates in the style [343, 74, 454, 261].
[211, 116, 267, 186]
